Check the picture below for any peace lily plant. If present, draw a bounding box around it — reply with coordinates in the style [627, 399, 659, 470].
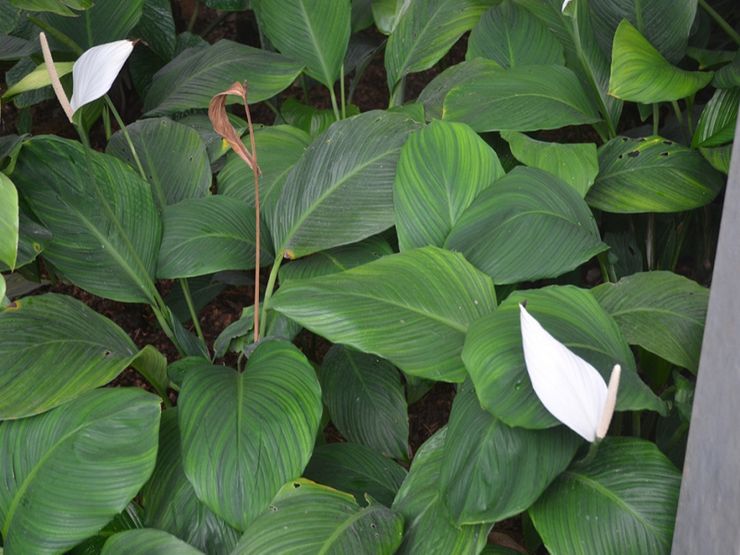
[0, 0, 732, 553]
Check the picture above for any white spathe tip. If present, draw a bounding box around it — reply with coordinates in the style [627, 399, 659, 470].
[519, 303, 618, 442]
[69, 40, 134, 114]
[561, 0, 573, 12]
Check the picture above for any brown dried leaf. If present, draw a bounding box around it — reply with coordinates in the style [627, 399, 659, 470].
[208, 82, 259, 173]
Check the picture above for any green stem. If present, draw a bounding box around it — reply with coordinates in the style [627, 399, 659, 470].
[187, 2, 200, 32]
[102, 104, 112, 141]
[698, 0, 740, 45]
[389, 77, 405, 108]
[263, 99, 281, 119]
[28, 16, 82, 54]
[597, 251, 617, 283]
[669, 214, 691, 272]
[632, 412, 642, 437]
[259, 255, 284, 338]
[180, 278, 205, 344]
[671, 100, 684, 127]
[652, 103, 660, 135]
[340, 64, 347, 119]
[577, 440, 601, 466]
[646, 213, 655, 270]
[328, 84, 341, 122]
[74, 122, 90, 148]
[104, 96, 147, 182]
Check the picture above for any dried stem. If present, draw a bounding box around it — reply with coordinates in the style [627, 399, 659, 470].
[38, 32, 74, 122]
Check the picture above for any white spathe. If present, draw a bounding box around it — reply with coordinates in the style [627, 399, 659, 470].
[561, 0, 573, 12]
[69, 40, 134, 114]
[519, 303, 621, 442]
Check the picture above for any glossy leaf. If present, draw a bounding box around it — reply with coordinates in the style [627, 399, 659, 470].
[102, 529, 204, 555]
[394, 120, 504, 251]
[445, 167, 607, 284]
[593, 272, 708, 373]
[0, 389, 161, 554]
[462, 286, 665, 429]
[692, 87, 740, 148]
[234, 479, 404, 554]
[132, 0, 176, 60]
[9, 0, 91, 16]
[271, 246, 497, 382]
[608, 20, 712, 103]
[700, 144, 732, 174]
[271, 111, 419, 258]
[12, 136, 161, 304]
[443, 64, 601, 132]
[144, 40, 303, 116]
[178, 340, 322, 530]
[0, 173, 18, 270]
[530, 438, 680, 555]
[0, 214, 50, 273]
[586, 136, 724, 213]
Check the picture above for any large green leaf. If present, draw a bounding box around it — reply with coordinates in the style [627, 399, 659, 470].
[586, 135, 724, 213]
[593, 272, 708, 373]
[462, 286, 665, 429]
[467, 1, 564, 67]
[9, 0, 91, 16]
[445, 167, 607, 284]
[40, 0, 141, 49]
[12, 136, 161, 304]
[141, 410, 239, 554]
[0, 293, 139, 419]
[304, 443, 407, 507]
[608, 20, 712, 103]
[271, 111, 419, 258]
[394, 120, 504, 251]
[157, 196, 273, 279]
[0, 214, 49, 273]
[234, 479, 404, 554]
[530, 438, 681, 555]
[132, 0, 176, 60]
[692, 87, 740, 148]
[271, 246, 497, 382]
[439, 382, 580, 524]
[0, 388, 161, 554]
[102, 529, 204, 555]
[144, 40, 303, 116]
[443, 64, 601, 132]
[178, 340, 322, 530]
[0, 173, 18, 270]
[107, 118, 211, 209]
[501, 130, 598, 197]
[252, 0, 350, 88]
[392, 428, 492, 554]
[320, 345, 409, 459]
[385, 0, 490, 93]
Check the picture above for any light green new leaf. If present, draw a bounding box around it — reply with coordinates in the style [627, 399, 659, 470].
[593, 272, 708, 373]
[271, 246, 497, 382]
[462, 286, 665, 429]
[234, 479, 403, 554]
[385, 0, 491, 93]
[178, 340, 322, 530]
[304, 443, 407, 507]
[102, 529, 204, 555]
[107, 118, 211, 209]
[1, 62, 73, 100]
[692, 87, 740, 148]
[467, 1, 564, 68]
[530, 438, 681, 555]
[0, 388, 161, 554]
[320, 345, 409, 459]
[393, 428, 492, 554]
[12, 136, 161, 304]
[394, 120, 504, 251]
[439, 382, 580, 525]
[0, 173, 18, 270]
[608, 20, 712, 103]
[586, 136, 724, 213]
[271, 111, 420, 259]
[252, 0, 350, 88]
[144, 40, 304, 116]
[157, 196, 273, 279]
[443, 64, 601, 132]
[501, 131, 598, 197]
[372, 0, 403, 34]
[445, 167, 607, 284]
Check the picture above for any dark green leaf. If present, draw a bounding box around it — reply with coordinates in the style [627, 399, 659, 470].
[692, 87, 739, 148]
[132, 0, 175, 60]
[102, 529, 204, 555]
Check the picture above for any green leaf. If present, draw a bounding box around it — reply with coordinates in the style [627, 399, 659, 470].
[501, 131, 598, 197]
[445, 167, 607, 284]
[586, 135, 724, 213]
[385, 0, 491, 93]
[107, 118, 211, 209]
[0, 388, 161, 554]
[700, 144, 732, 174]
[178, 340, 322, 530]
[320, 345, 409, 459]
[141, 410, 239, 554]
[462, 286, 665, 429]
[0, 173, 18, 270]
[102, 529, 204, 555]
[271, 111, 420, 259]
[40, 0, 142, 49]
[271, 246, 497, 381]
[692, 87, 740, 148]
[10, 0, 91, 16]
[530, 438, 680, 555]
[12, 136, 161, 304]
[608, 20, 712, 103]
[394, 120, 504, 251]
[234, 479, 404, 554]
[467, 1, 564, 68]
[132, 0, 176, 60]
[392, 428, 492, 554]
[372, 0, 403, 34]
[439, 382, 580, 524]
[252, 0, 350, 88]
[157, 196, 273, 279]
[1, 62, 73, 100]
[144, 40, 304, 116]
[443, 64, 601, 132]
[593, 272, 708, 373]
[304, 443, 407, 507]
[714, 52, 740, 89]
[279, 97, 361, 136]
